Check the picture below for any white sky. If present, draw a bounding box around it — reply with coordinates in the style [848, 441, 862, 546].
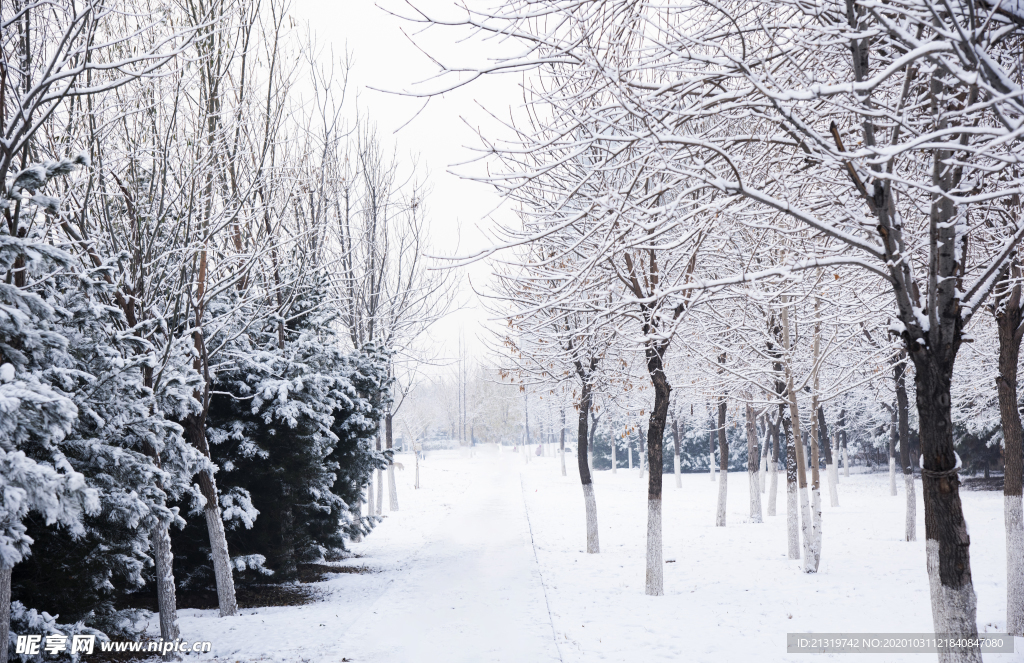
[292, 0, 522, 373]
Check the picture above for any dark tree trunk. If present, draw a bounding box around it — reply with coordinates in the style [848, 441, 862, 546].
[995, 276, 1024, 634]
[577, 381, 599, 553]
[912, 352, 979, 655]
[784, 414, 799, 560]
[644, 347, 670, 596]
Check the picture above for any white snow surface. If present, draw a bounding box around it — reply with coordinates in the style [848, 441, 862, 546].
[157, 446, 1021, 662]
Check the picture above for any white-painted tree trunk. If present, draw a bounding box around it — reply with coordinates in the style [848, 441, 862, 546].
[611, 441, 617, 473]
[415, 453, 420, 490]
[205, 506, 238, 616]
[376, 468, 384, 516]
[560, 444, 566, 476]
[759, 444, 768, 493]
[0, 565, 10, 663]
[716, 469, 728, 527]
[797, 482, 813, 570]
[787, 480, 799, 559]
[152, 521, 181, 643]
[889, 457, 898, 496]
[768, 459, 778, 517]
[826, 462, 839, 507]
[388, 464, 399, 511]
[809, 486, 822, 573]
[1006, 495, 1024, 635]
[749, 471, 762, 524]
[588, 447, 593, 473]
[674, 452, 681, 488]
[709, 451, 716, 481]
[639, 446, 646, 479]
[843, 448, 850, 477]
[584, 483, 600, 554]
[905, 474, 916, 541]
[628, 442, 633, 470]
[645, 498, 663, 596]
[926, 540, 983, 663]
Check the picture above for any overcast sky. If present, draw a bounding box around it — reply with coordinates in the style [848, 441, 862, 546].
[292, 0, 522, 374]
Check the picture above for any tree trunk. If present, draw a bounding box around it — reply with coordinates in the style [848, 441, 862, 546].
[768, 414, 780, 517]
[415, 450, 421, 489]
[672, 416, 682, 488]
[638, 430, 647, 480]
[995, 284, 1024, 635]
[578, 383, 600, 554]
[818, 407, 839, 508]
[839, 409, 850, 477]
[782, 305, 813, 571]
[914, 355, 981, 662]
[588, 410, 597, 474]
[709, 420, 716, 481]
[895, 356, 916, 542]
[759, 418, 769, 493]
[560, 408, 567, 477]
[0, 565, 10, 663]
[386, 413, 398, 511]
[716, 399, 728, 527]
[889, 403, 899, 496]
[784, 416, 799, 559]
[644, 348, 670, 597]
[152, 521, 180, 643]
[746, 404, 762, 523]
[376, 467, 384, 516]
[611, 434, 617, 473]
[628, 437, 633, 470]
[182, 414, 238, 616]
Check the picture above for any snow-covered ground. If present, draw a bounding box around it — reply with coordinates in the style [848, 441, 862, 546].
[162, 446, 1022, 662]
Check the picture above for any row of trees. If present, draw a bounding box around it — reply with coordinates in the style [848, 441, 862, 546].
[405, 0, 1024, 659]
[1, 0, 451, 657]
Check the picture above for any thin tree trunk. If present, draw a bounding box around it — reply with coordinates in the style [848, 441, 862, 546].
[560, 408, 567, 477]
[818, 408, 839, 508]
[768, 414, 780, 517]
[995, 275, 1024, 635]
[672, 416, 682, 488]
[638, 430, 647, 480]
[840, 409, 850, 477]
[746, 403, 762, 523]
[182, 414, 238, 616]
[759, 418, 769, 493]
[716, 399, 728, 527]
[386, 413, 398, 511]
[709, 419, 716, 481]
[414, 450, 420, 490]
[628, 438, 633, 470]
[782, 305, 811, 569]
[578, 382, 599, 554]
[889, 403, 899, 496]
[895, 355, 916, 542]
[611, 434, 617, 473]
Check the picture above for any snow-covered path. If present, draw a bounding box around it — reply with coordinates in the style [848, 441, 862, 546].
[167, 448, 562, 662]
[335, 452, 561, 662]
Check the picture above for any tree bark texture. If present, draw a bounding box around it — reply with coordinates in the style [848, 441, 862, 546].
[716, 400, 728, 527]
[995, 278, 1024, 635]
[746, 403, 762, 523]
[578, 383, 599, 554]
[644, 348, 670, 596]
[182, 413, 238, 616]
